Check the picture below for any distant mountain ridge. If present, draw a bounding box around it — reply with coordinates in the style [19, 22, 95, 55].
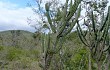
[0, 30, 36, 49]
[0, 30, 83, 50]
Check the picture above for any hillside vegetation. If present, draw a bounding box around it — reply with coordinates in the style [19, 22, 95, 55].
[0, 30, 36, 49]
[0, 0, 110, 69]
[0, 30, 88, 70]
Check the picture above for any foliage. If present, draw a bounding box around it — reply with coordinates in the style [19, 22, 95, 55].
[63, 47, 88, 70]
[77, 1, 110, 69]
[0, 30, 35, 49]
[0, 46, 4, 51]
[0, 46, 40, 70]
[6, 47, 25, 61]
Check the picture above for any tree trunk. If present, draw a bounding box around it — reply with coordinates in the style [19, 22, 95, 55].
[88, 51, 92, 70]
[105, 53, 110, 70]
[97, 62, 101, 70]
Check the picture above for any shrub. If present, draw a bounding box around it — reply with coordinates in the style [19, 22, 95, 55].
[0, 46, 4, 51]
[6, 47, 24, 61]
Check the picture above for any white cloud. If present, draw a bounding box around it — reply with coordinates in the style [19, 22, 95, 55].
[0, 0, 65, 32]
[0, 1, 36, 32]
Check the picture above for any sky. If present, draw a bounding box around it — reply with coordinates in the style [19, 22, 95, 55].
[0, 0, 64, 32]
[0, 0, 109, 32]
[0, 0, 37, 32]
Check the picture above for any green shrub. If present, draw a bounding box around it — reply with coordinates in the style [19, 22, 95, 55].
[30, 49, 39, 58]
[0, 46, 4, 51]
[64, 48, 88, 70]
[6, 47, 24, 61]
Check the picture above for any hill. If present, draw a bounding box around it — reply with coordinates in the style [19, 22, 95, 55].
[0, 30, 36, 49]
[0, 30, 84, 70]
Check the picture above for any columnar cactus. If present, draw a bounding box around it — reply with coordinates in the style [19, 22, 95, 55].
[39, 0, 81, 70]
[77, 6, 110, 69]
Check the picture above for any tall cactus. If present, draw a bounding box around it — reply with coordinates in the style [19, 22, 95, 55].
[77, 6, 110, 70]
[39, 0, 81, 70]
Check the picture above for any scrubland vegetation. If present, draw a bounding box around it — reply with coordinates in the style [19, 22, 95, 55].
[0, 0, 110, 70]
[0, 31, 86, 70]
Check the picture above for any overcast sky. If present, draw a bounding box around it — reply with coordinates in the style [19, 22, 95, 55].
[0, 0, 64, 32]
[0, 0, 38, 32]
[0, 0, 109, 32]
